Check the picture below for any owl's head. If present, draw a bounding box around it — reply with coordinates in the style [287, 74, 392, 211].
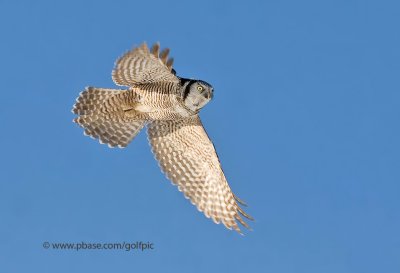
[181, 80, 214, 112]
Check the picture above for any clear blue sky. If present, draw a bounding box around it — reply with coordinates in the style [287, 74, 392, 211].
[0, 0, 399, 272]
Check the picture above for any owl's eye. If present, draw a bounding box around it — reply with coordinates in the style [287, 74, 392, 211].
[197, 86, 203, 91]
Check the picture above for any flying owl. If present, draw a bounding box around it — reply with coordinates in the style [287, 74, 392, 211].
[72, 42, 253, 233]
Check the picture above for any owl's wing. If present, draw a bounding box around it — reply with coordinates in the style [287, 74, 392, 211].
[112, 42, 179, 87]
[147, 116, 253, 233]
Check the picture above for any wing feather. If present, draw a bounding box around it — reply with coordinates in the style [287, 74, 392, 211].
[147, 116, 252, 233]
[112, 42, 179, 87]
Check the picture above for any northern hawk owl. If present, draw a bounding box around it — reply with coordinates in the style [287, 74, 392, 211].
[72, 42, 253, 233]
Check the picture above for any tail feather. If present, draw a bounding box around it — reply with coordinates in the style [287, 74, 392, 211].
[72, 87, 124, 115]
[72, 87, 145, 148]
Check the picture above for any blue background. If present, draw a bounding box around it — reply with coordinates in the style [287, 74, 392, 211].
[1, 0, 399, 272]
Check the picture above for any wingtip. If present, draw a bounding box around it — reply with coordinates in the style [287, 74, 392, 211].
[234, 194, 248, 207]
[159, 47, 170, 64]
[151, 42, 160, 58]
[237, 205, 254, 221]
[166, 57, 174, 70]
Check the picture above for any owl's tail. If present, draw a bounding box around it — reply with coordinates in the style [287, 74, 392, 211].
[72, 87, 145, 148]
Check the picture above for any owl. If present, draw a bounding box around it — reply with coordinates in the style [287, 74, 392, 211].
[72, 42, 253, 233]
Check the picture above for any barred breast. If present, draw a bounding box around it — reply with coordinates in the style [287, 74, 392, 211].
[130, 83, 192, 120]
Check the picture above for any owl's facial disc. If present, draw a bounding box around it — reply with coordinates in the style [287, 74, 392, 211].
[182, 80, 213, 112]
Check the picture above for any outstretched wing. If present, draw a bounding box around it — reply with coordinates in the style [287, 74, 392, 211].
[147, 116, 253, 233]
[72, 87, 145, 148]
[112, 42, 179, 87]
